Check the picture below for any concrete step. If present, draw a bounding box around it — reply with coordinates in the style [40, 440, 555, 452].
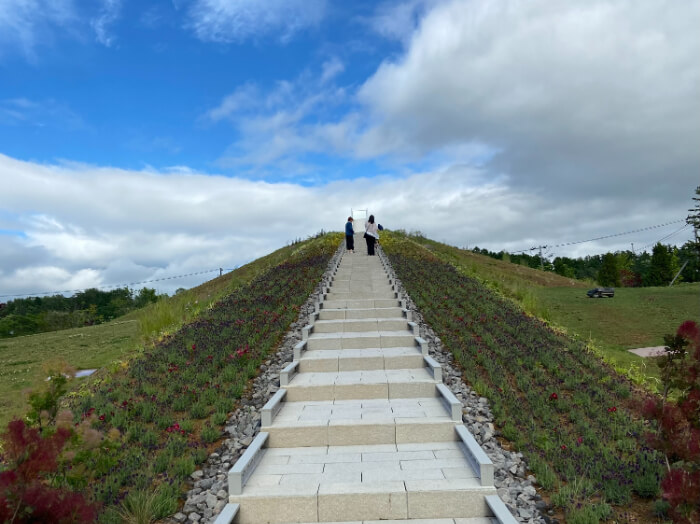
[318, 307, 404, 320]
[330, 277, 391, 285]
[335, 265, 384, 273]
[283, 369, 438, 402]
[230, 442, 497, 524]
[328, 284, 394, 295]
[326, 290, 397, 301]
[298, 347, 424, 373]
[276, 519, 497, 524]
[312, 318, 410, 333]
[332, 274, 390, 282]
[262, 398, 457, 447]
[307, 331, 416, 351]
[322, 299, 401, 310]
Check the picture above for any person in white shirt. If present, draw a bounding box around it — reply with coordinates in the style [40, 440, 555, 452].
[364, 214, 379, 255]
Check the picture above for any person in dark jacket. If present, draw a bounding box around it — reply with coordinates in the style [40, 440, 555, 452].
[345, 217, 355, 253]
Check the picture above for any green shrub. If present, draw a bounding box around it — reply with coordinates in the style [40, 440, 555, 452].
[139, 430, 158, 448]
[201, 424, 220, 444]
[212, 411, 228, 425]
[114, 484, 179, 524]
[652, 498, 670, 517]
[172, 456, 196, 479]
[566, 502, 612, 524]
[189, 401, 208, 419]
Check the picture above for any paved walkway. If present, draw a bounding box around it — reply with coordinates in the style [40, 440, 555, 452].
[224, 233, 515, 524]
[628, 346, 668, 358]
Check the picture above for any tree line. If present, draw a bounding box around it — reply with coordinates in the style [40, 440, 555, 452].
[0, 287, 160, 338]
[471, 240, 699, 287]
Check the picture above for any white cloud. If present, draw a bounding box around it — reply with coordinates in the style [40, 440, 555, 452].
[204, 84, 260, 122]
[0, 152, 693, 299]
[91, 0, 122, 47]
[186, 0, 327, 44]
[0, 0, 76, 59]
[367, 0, 442, 44]
[0, 97, 85, 129]
[320, 57, 344, 83]
[354, 0, 700, 204]
[204, 71, 351, 173]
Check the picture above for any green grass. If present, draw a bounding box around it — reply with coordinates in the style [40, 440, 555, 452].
[405, 234, 589, 292]
[136, 235, 332, 344]
[386, 231, 700, 391]
[0, 317, 140, 429]
[67, 233, 341, 514]
[0, 233, 339, 430]
[382, 233, 669, 521]
[533, 283, 700, 350]
[532, 283, 700, 385]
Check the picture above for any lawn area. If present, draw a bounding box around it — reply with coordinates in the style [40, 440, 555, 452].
[532, 283, 700, 385]
[0, 316, 140, 429]
[534, 283, 700, 350]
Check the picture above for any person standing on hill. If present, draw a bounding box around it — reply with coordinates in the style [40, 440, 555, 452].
[365, 214, 379, 256]
[345, 216, 355, 253]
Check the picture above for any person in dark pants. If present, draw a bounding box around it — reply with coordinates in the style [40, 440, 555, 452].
[364, 214, 379, 255]
[345, 217, 355, 253]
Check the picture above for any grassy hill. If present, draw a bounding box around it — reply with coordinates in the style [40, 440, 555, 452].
[397, 232, 700, 390]
[0, 232, 342, 522]
[2, 229, 696, 523]
[0, 233, 340, 430]
[380, 231, 693, 522]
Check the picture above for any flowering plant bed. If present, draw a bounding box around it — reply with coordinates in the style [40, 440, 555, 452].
[382, 234, 663, 521]
[53, 234, 341, 520]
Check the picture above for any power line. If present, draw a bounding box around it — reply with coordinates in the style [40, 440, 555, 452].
[641, 224, 691, 251]
[509, 219, 686, 254]
[0, 268, 237, 300]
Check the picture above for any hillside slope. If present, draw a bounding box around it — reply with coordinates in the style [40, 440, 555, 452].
[392, 231, 699, 387]
[381, 232, 664, 522]
[0, 233, 341, 429]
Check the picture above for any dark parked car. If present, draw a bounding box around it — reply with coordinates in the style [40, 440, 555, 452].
[587, 287, 614, 298]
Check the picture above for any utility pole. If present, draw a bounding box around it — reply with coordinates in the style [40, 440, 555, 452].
[531, 245, 548, 271]
[669, 260, 688, 287]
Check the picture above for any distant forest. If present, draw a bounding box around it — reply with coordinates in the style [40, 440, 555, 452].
[472, 240, 699, 287]
[0, 287, 160, 338]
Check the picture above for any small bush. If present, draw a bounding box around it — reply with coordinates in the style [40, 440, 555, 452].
[115, 484, 179, 524]
[566, 502, 612, 524]
[173, 456, 196, 479]
[189, 401, 208, 419]
[201, 424, 220, 444]
[0, 419, 99, 523]
[212, 411, 228, 425]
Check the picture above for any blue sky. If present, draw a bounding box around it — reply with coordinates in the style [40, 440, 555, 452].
[0, 0, 698, 298]
[0, 1, 406, 180]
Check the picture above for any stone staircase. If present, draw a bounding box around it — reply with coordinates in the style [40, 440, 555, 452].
[220, 234, 518, 524]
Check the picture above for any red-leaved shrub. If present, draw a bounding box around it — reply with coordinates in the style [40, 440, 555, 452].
[643, 320, 700, 522]
[0, 419, 98, 523]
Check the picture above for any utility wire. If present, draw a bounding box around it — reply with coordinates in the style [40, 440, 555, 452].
[509, 219, 685, 254]
[0, 268, 237, 300]
[641, 224, 691, 251]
